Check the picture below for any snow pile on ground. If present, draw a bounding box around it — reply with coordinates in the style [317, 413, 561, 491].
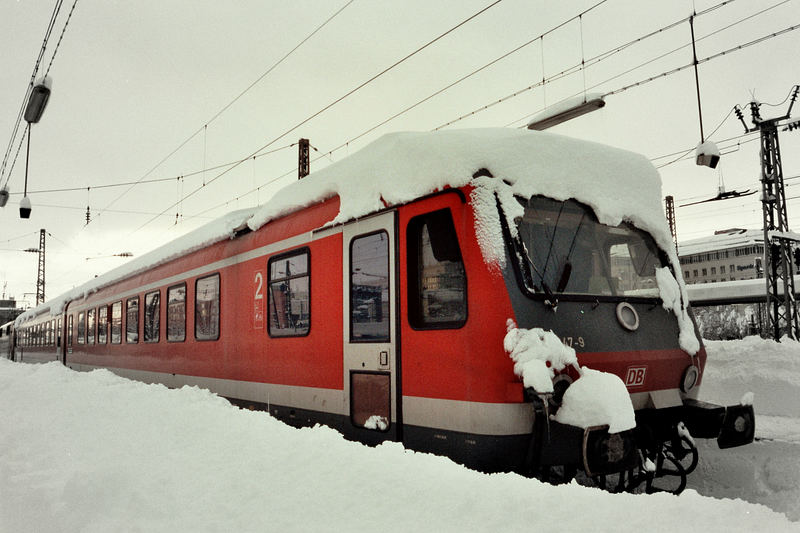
[691, 336, 800, 522]
[700, 336, 800, 417]
[1, 358, 797, 532]
[504, 320, 635, 434]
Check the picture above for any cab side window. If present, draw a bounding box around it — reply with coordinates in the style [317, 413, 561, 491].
[407, 209, 467, 329]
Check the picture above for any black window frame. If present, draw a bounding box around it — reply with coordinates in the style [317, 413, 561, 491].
[349, 231, 390, 343]
[110, 301, 123, 344]
[167, 283, 187, 343]
[97, 305, 108, 344]
[77, 311, 85, 344]
[406, 208, 468, 330]
[126, 296, 140, 344]
[87, 308, 96, 345]
[144, 290, 161, 343]
[195, 274, 220, 341]
[267, 248, 311, 338]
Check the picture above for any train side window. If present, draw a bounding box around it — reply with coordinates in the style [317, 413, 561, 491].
[167, 283, 186, 342]
[87, 309, 96, 345]
[144, 290, 160, 343]
[350, 232, 390, 342]
[68, 315, 73, 347]
[77, 312, 86, 344]
[195, 275, 219, 341]
[126, 296, 139, 343]
[57, 318, 62, 348]
[98, 306, 108, 344]
[268, 250, 310, 337]
[407, 209, 467, 329]
[111, 301, 122, 344]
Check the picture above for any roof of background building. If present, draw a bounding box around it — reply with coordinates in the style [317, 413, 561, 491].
[678, 228, 763, 257]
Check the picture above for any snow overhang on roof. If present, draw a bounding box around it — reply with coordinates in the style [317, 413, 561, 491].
[678, 229, 764, 257]
[248, 128, 667, 246]
[20, 128, 672, 323]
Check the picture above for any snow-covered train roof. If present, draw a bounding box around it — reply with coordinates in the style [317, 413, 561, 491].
[248, 128, 665, 239]
[18, 128, 671, 324]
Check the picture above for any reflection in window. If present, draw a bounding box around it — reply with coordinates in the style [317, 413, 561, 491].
[268, 251, 309, 337]
[98, 306, 108, 344]
[87, 309, 95, 345]
[77, 312, 85, 344]
[351, 232, 389, 342]
[408, 209, 467, 328]
[68, 315, 73, 346]
[195, 275, 220, 341]
[111, 301, 122, 344]
[144, 291, 160, 343]
[167, 284, 186, 342]
[126, 297, 139, 343]
[515, 196, 663, 298]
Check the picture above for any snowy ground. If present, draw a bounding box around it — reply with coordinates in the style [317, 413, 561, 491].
[1, 337, 798, 532]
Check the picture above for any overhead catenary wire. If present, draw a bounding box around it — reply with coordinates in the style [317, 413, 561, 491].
[0, 0, 68, 189]
[315, 0, 609, 160]
[6, 144, 293, 197]
[88, 0, 356, 225]
[448, 0, 794, 131]
[131, 0, 507, 235]
[188, 2, 799, 226]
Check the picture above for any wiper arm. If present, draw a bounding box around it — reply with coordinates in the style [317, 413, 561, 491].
[519, 238, 558, 309]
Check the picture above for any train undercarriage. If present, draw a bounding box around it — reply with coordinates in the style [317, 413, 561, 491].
[523, 388, 756, 494]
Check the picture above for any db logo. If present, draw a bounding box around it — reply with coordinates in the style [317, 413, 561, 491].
[625, 366, 647, 387]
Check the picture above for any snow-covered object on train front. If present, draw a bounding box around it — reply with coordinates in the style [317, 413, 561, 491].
[503, 320, 636, 434]
[553, 368, 637, 434]
[503, 319, 577, 393]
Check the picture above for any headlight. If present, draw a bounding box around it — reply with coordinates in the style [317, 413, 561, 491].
[680, 365, 700, 393]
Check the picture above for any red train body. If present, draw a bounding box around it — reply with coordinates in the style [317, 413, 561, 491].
[11, 129, 754, 492]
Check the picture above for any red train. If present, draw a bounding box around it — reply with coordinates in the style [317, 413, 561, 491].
[12, 129, 754, 493]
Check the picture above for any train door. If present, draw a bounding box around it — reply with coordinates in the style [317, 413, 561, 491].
[343, 211, 401, 442]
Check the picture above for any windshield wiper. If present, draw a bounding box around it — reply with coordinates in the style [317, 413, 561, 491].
[519, 238, 558, 309]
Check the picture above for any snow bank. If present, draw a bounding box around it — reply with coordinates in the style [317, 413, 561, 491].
[1, 358, 797, 532]
[690, 336, 800, 522]
[504, 320, 636, 434]
[700, 336, 800, 418]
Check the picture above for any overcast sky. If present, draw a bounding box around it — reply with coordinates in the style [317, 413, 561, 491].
[1, 0, 798, 307]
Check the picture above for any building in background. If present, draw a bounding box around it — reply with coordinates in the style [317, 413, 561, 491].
[678, 228, 764, 285]
[0, 297, 25, 325]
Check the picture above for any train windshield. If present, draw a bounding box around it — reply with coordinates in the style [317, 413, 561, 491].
[513, 196, 664, 298]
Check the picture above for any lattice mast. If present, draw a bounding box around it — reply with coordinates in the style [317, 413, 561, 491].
[36, 228, 45, 306]
[736, 86, 800, 340]
[298, 138, 310, 179]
